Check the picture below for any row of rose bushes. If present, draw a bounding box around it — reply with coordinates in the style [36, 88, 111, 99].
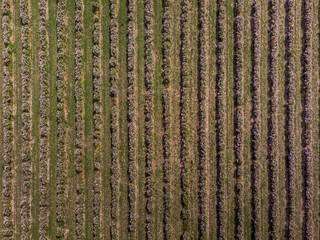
[74, 0, 85, 239]
[20, 0, 32, 238]
[197, 0, 208, 239]
[92, 0, 102, 239]
[250, 1, 261, 239]
[56, 0, 67, 238]
[110, 0, 120, 239]
[216, 0, 226, 238]
[180, 1, 191, 239]
[38, 0, 50, 239]
[2, 0, 14, 238]
[162, 0, 172, 238]
[284, 0, 296, 238]
[127, 0, 137, 237]
[233, 0, 244, 239]
[144, 0, 154, 239]
[302, 0, 313, 238]
[267, 0, 279, 238]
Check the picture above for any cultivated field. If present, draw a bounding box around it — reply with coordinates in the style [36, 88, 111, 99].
[0, 0, 319, 239]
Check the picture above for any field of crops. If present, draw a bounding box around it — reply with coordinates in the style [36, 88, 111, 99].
[0, 0, 319, 239]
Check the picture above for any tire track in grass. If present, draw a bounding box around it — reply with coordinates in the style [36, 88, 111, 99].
[215, 0, 226, 238]
[179, 0, 191, 238]
[144, 0, 154, 238]
[38, 0, 49, 238]
[2, 0, 14, 238]
[233, 0, 244, 238]
[56, 0, 67, 237]
[162, 0, 172, 238]
[302, 0, 313, 238]
[92, 0, 102, 238]
[197, 0, 209, 238]
[267, 0, 279, 238]
[19, 0, 32, 238]
[250, 0, 261, 239]
[110, 0, 120, 238]
[127, 0, 138, 238]
[74, 0, 85, 238]
[284, 0, 296, 238]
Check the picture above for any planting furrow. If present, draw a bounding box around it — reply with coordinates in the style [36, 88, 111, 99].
[127, 0, 137, 238]
[215, 0, 227, 238]
[301, 0, 313, 238]
[233, 0, 244, 239]
[74, 0, 85, 238]
[92, 0, 102, 239]
[110, 0, 120, 238]
[250, 0, 261, 239]
[162, 0, 172, 238]
[38, 0, 49, 238]
[284, 0, 296, 238]
[19, 0, 32, 238]
[197, 0, 209, 239]
[267, 0, 279, 238]
[2, 0, 14, 238]
[144, 0, 154, 239]
[180, 0, 191, 239]
[56, 0, 67, 238]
